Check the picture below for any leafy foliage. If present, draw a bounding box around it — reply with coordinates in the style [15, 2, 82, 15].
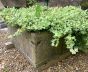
[26, 0, 37, 6]
[0, 5, 88, 54]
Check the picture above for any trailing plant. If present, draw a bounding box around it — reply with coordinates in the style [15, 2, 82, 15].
[0, 5, 88, 54]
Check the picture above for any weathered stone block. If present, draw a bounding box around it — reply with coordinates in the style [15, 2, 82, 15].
[8, 27, 70, 68]
[5, 42, 15, 49]
[0, 0, 4, 9]
[0, 20, 7, 29]
[0, 23, 7, 29]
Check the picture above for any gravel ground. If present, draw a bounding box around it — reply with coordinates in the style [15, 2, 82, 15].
[0, 29, 88, 72]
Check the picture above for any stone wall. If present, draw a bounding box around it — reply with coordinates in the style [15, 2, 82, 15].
[1, 0, 82, 7]
[1, 0, 26, 7]
[47, 0, 82, 7]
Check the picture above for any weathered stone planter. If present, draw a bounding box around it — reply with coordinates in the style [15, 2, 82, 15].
[8, 26, 70, 69]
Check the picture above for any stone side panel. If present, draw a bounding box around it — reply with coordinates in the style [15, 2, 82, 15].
[8, 27, 69, 68]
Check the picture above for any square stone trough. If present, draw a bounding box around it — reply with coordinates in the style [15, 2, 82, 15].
[8, 26, 70, 69]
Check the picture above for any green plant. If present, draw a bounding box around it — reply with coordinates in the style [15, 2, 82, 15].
[0, 5, 88, 54]
[35, 3, 42, 17]
[80, 0, 88, 10]
[26, 0, 37, 6]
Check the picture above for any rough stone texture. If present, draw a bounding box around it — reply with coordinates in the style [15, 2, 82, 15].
[5, 42, 15, 49]
[46, 0, 82, 7]
[0, 23, 7, 29]
[0, 0, 82, 8]
[1, 0, 26, 7]
[8, 27, 69, 68]
[0, 0, 4, 9]
[0, 20, 7, 29]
